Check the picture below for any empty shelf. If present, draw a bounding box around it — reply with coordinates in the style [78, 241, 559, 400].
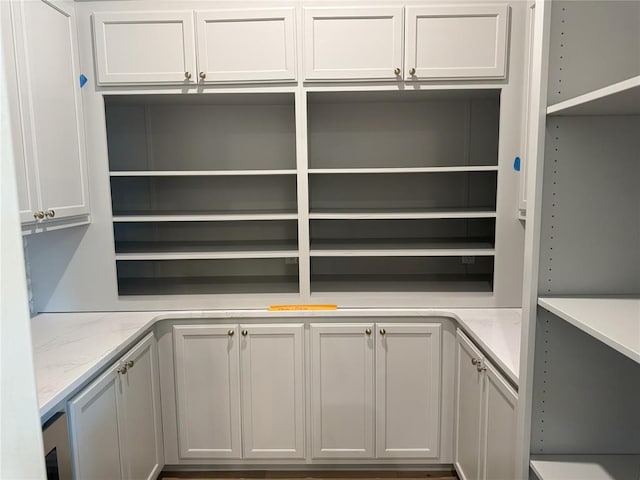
[538, 297, 640, 364]
[109, 169, 297, 176]
[547, 75, 640, 116]
[311, 274, 494, 293]
[310, 238, 494, 257]
[118, 276, 300, 296]
[308, 166, 498, 174]
[309, 208, 497, 220]
[530, 455, 640, 480]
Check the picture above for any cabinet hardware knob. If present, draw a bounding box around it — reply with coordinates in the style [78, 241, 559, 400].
[365, 328, 372, 335]
[409, 67, 416, 76]
[199, 71, 206, 80]
[379, 328, 386, 335]
[33, 211, 45, 220]
[185, 71, 192, 80]
[242, 329, 248, 336]
[126, 360, 134, 369]
[45, 209, 55, 218]
[471, 358, 480, 366]
[477, 364, 487, 373]
[394, 67, 401, 75]
[228, 329, 235, 336]
[117, 365, 128, 374]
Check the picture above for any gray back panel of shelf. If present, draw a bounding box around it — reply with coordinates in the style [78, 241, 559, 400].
[547, 1, 640, 106]
[531, 307, 640, 454]
[539, 115, 640, 296]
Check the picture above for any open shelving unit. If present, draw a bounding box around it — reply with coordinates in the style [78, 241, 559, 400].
[527, 2, 640, 478]
[105, 93, 300, 295]
[306, 90, 500, 294]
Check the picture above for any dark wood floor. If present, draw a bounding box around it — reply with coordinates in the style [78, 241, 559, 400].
[160, 471, 458, 480]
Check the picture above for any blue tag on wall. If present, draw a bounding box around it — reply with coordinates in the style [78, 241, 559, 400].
[513, 156, 521, 172]
[79, 74, 88, 88]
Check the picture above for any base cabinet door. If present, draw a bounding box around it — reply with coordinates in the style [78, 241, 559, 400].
[173, 325, 242, 459]
[68, 366, 124, 480]
[454, 330, 484, 480]
[119, 333, 164, 480]
[310, 323, 375, 458]
[376, 323, 441, 459]
[240, 324, 305, 458]
[482, 362, 518, 480]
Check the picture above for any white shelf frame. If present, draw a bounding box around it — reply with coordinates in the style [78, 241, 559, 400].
[309, 209, 497, 220]
[538, 297, 640, 364]
[530, 454, 640, 480]
[113, 213, 298, 222]
[310, 248, 495, 257]
[109, 169, 297, 177]
[116, 250, 299, 261]
[547, 75, 640, 116]
[308, 166, 498, 174]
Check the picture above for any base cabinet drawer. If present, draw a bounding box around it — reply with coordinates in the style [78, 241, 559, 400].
[68, 332, 163, 480]
[454, 329, 517, 480]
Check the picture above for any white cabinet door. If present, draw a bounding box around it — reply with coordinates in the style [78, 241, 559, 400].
[454, 330, 484, 480]
[196, 9, 296, 83]
[93, 11, 197, 85]
[310, 323, 375, 458]
[68, 364, 124, 480]
[173, 325, 242, 459]
[376, 323, 441, 459]
[240, 324, 305, 459]
[11, 0, 90, 221]
[303, 7, 404, 81]
[405, 4, 509, 80]
[119, 333, 163, 480]
[481, 361, 518, 480]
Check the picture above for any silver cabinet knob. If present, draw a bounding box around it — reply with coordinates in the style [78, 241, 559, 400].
[394, 67, 401, 75]
[199, 71, 206, 80]
[185, 71, 192, 80]
[242, 329, 248, 336]
[365, 328, 372, 335]
[228, 329, 235, 336]
[117, 365, 128, 375]
[126, 360, 134, 369]
[379, 328, 386, 336]
[45, 209, 55, 218]
[33, 211, 45, 220]
[409, 67, 416, 76]
[477, 364, 487, 373]
[471, 358, 480, 366]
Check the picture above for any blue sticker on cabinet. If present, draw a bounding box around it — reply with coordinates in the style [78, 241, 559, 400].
[513, 156, 521, 171]
[79, 74, 88, 88]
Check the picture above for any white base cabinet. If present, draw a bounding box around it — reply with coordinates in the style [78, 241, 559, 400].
[454, 329, 517, 480]
[310, 323, 442, 460]
[173, 323, 305, 460]
[68, 333, 163, 480]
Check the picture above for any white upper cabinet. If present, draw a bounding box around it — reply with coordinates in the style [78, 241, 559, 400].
[303, 6, 404, 81]
[405, 4, 509, 80]
[11, 0, 90, 225]
[196, 9, 296, 83]
[375, 324, 441, 459]
[93, 11, 197, 85]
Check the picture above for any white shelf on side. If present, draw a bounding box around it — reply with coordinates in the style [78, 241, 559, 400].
[308, 166, 498, 174]
[116, 251, 299, 261]
[109, 169, 297, 177]
[538, 297, 640, 364]
[310, 248, 494, 257]
[309, 208, 497, 220]
[112, 211, 298, 223]
[547, 75, 640, 116]
[530, 455, 640, 480]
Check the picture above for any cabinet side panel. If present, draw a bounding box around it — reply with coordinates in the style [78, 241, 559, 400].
[531, 308, 640, 454]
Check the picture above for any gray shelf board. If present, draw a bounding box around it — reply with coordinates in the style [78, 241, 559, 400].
[310, 274, 493, 293]
[309, 208, 497, 220]
[105, 92, 295, 106]
[547, 75, 640, 116]
[115, 240, 298, 260]
[311, 238, 494, 250]
[530, 455, 640, 480]
[538, 297, 640, 364]
[112, 210, 298, 222]
[118, 275, 300, 296]
[307, 89, 501, 104]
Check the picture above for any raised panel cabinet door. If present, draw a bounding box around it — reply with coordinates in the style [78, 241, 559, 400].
[481, 361, 518, 480]
[92, 11, 197, 85]
[119, 333, 164, 480]
[405, 4, 509, 80]
[303, 7, 404, 81]
[240, 324, 305, 458]
[195, 8, 296, 83]
[173, 325, 241, 459]
[11, 0, 90, 220]
[68, 364, 124, 480]
[310, 323, 375, 458]
[375, 323, 441, 459]
[454, 330, 485, 480]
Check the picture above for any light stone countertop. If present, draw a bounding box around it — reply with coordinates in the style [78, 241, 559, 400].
[31, 308, 522, 420]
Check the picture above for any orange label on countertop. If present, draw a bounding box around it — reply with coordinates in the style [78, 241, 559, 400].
[268, 304, 338, 311]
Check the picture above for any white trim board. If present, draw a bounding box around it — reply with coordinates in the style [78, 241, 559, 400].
[530, 454, 640, 480]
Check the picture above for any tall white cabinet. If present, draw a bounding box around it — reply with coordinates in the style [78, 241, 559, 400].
[7, 0, 90, 229]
